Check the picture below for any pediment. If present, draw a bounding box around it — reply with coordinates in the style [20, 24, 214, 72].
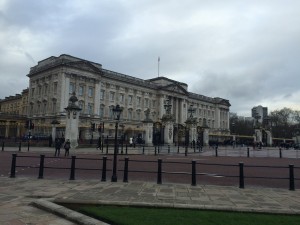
[162, 83, 188, 95]
[67, 61, 101, 73]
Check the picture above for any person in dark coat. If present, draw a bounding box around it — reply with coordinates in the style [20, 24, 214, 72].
[54, 138, 62, 157]
[64, 139, 71, 156]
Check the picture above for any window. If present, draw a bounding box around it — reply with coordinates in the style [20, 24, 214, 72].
[152, 100, 156, 108]
[87, 103, 93, 115]
[44, 85, 48, 95]
[137, 96, 141, 107]
[88, 87, 93, 97]
[79, 86, 84, 96]
[53, 82, 58, 94]
[119, 93, 124, 103]
[128, 110, 132, 120]
[145, 98, 149, 108]
[100, 90, 105, 100]
[31, 88, 35, 97]
[109, 107, 113, 119]
[79, 101, 84, 111]
[52, 101, 56, 113]
[69, 83, 75, 94]
[99, 105, 104, 118]
[128, 95, 133, 105]
[110, 92, 115, 101]
[38, 86, 42, 95]
[136, 110, 141, 120]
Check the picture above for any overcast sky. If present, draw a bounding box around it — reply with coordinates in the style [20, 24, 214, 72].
[1, 0, 300, 116]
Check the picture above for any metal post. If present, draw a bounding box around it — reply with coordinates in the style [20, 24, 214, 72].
[10, 154, 17, 178]
[239, 162, 244, 188]
[101, 156, 107, 182]
[155, 146, 157, 156]
[19, 142, 21, 152]
[38, 155, 45, 179]
[247, 147, 250, 158]
[192, 160, 196, 186]
[177, 143, 180, 154]
[215, 146, 218, 157]
[123, 157, 129, 182]
[111, 121, 119, 182]
[2, 142, 4, 151]
[106, 136, 109, 154]
[125, 144, 128, 154]
[289, 164, 295, 191]
[157, 158, 162, 184]
[185, 145, 187, 156]
[69, 156, 76, 180]
[279, 148, 282, 158]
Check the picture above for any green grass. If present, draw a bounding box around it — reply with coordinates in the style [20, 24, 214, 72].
[75, 205, 300, 225]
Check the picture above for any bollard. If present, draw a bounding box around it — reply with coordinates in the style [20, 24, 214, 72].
[168, 145, 170, 154]
[106, 142, 109, 154]
[177, 144, 180, 154]
[123, 157, 129, 182]
[38, 155, 45, 179]
[239, 162, 244, 189]
[126, 144, 128, 154]
[247, 147, 250, 158]
[69, 156, 76, 180]
[101, 139, 104, 153]
[27, 140, 30, 152]
[289, 164, 295, 191]
[10, 154, 17, 178]
[19, 142, 22, 152]
[2, 142, 4, 151]
[215, 146, 218, 157]
[185, 146, 187, 156]
[101, 156, 107, 182]
[192, 160, 196, 186]
[279, 148, 282, 158]
[155, 146, 157, 156]
[157, 159, 162, 184]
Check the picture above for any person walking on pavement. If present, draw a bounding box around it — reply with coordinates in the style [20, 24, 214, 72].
[64, 139, 71, 156]
[54, 138, 62, 157]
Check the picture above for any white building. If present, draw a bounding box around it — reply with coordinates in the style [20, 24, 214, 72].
[26, 54, 231, 144]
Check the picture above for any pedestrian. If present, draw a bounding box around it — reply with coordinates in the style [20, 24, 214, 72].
[54, 138, 62, 157]
[64, 139, 71, 156]
[96, 137, 101, 150]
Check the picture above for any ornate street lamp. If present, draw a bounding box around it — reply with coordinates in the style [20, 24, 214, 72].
[111, 104, 123, 182]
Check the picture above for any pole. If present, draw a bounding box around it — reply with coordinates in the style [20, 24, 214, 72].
[111, 121, 119, 182]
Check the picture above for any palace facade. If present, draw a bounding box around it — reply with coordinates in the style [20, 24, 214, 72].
[0, 54, 231, 144]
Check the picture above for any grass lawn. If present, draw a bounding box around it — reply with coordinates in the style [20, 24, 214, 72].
[72, 205, 300, 225]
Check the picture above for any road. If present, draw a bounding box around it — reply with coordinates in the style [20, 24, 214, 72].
[0, 146, 299, 190]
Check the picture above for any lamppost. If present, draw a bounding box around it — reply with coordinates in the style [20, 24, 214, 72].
[185, 104, 196, 155]
[111, 104, 123, 182]
[119, 124, 125, 154]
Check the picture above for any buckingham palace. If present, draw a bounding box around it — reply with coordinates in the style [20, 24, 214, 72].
[0, 54, 231, 146]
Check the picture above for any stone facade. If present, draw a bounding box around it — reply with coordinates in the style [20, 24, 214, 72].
[1, 54, 231, 144]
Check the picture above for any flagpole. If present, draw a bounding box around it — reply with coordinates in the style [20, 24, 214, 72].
[158, 57, 160, 77]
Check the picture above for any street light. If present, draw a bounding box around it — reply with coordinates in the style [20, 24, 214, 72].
[111, 104, 123, 182]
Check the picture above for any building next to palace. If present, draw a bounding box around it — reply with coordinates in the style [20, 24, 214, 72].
[0, 54, 231, 146]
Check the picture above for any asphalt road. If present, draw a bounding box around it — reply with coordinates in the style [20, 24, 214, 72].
[1, 146, 299, 190]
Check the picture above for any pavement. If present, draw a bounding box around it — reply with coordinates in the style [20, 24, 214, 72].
[0, 146, 300, 225]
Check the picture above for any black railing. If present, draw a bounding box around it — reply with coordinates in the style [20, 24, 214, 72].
[8, 153, 299, 190]
[9, 154, 109, 181]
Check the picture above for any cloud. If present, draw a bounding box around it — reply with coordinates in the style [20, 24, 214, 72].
[0, 0, 300, 117]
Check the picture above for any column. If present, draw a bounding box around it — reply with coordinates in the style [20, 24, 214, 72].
[164, 121, 174, 144]
[143, 122, 153, 145]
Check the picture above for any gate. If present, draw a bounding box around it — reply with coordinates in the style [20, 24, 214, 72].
[153, 122, 164, 145]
